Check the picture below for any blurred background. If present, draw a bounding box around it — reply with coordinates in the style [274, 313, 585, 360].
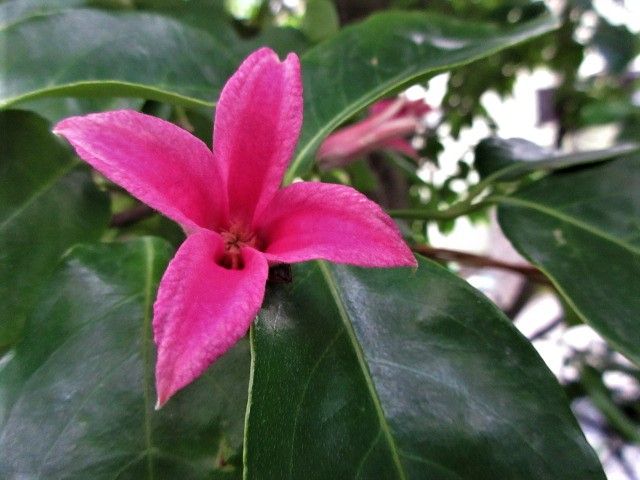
[221, 0, 640, 478]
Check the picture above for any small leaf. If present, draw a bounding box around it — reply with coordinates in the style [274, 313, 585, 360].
[244, 258, 604, 479]
[474, 136, 638, 180]
[497, 153, 640, 365]
[302, 0, 340, 42]
[0, 239, 249, 479]
[0, 110, 109, 348]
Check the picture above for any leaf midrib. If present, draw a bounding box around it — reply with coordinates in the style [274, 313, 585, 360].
[141, 237, 157, 480]
[317, 261, 406, 480]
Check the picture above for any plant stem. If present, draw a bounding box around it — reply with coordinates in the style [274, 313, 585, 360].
[110, 204, 155, 228]
[389, 199, 490, 220]
[413, 244, 551, 285]
[581, 366, 640, 444]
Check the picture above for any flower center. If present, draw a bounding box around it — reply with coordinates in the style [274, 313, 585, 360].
[219, 224, 258, 270]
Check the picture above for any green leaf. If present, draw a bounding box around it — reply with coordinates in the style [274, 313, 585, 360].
[0, 110, 109, 348]
[244, 258, 604, 479]
[497, 153, 640, 365]
[0, 6, 240, 109]
[0, 239, 249, 479]
[301, 0, 340, 42]
[19, 97, 145, 123]
[285, 11, 560, 181]
[475, 137, 638, 180]
[0, 0, 308, 112]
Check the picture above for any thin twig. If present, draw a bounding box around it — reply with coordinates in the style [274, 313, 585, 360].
[529, 317, 563, 341]
[413, 244, 551, 285]
[109, 204, 155, 228]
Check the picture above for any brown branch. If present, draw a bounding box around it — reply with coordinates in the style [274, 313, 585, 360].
[109, 204, 155, 228]
[413, 244, 551, 285]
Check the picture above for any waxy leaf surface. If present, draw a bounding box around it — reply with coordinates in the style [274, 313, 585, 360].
[475, 136, 638, 180]
[0, 239, 249, 479]
[244, 258, 604, 479]
[0, 0, 306, 111]
[498, 154, 640, 365]
[0, 110, 109, 348]
[0, 6, 239, 108]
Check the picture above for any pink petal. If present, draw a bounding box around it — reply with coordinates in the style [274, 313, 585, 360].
[256, 182, 417, 267]
[382, 137, 420, 160]
[370, 98, 431, 117]
[316, 100, 417, 168]
[54, 110, 227, 231]
[153, 230, 268, 407]
[212, 47, 302, 225]
[401, 98, 432, 117]
[369, 98, 397, 116]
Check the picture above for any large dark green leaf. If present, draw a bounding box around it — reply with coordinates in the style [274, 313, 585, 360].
[0, 239, 249, 479]
[0, 5, 239, 109]
[285, 11, 560, 181]
[474, 137, 638, 180]
[0, 110, 109, 348]
[244, 258, 603, 479]
[0, 0, 307, 111]
[497, 154, 640, 365]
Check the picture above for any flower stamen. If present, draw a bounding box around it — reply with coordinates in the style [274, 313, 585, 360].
[219, 225, 258, 270]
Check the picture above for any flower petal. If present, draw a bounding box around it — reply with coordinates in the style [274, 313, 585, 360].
[153, 231, 268, 407]
[54, 110, 227, 230]
[213, 47, 302, 225]
[382, 137, 420, 160]
[257, 182, 417, 267]
[316, 99, 419, 168]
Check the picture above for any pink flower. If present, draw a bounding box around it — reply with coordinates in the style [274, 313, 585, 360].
[53, 48, 416, 408]
[316, 97, 431, 169]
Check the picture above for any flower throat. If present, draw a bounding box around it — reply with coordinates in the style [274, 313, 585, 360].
[219, 223, 258, 270]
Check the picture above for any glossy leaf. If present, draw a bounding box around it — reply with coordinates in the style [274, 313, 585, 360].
[0, 110, 109, 348]
[285, 11, 560, 181]
[475, 136, 638, 180]
[497, 153, 640, 365]
[244, 258, 604, 479]
[0, 239, 249, 479]
[0, 6, 239, 109]
[0, 0, 307, 112]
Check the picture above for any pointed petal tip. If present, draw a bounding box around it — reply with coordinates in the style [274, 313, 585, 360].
[285, 51, 300, 65]
[391, 246, 418, 269]
[258, 182, 420, 268]
[51, 116, 75, 136]
[152, 233, 269, 406]
[155, 381, 174, 410]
